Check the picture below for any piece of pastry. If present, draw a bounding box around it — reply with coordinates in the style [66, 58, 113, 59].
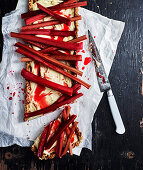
[31, 106, 82, 160]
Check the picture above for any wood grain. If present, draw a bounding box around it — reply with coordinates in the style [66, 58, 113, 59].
[0, 0, 143, 169]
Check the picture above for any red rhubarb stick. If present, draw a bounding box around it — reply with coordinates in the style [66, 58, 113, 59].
[69, 35, 87, 43]
[24, 93, 83, 121]
[37, 123, 50, 158]
[49, 1, 87, 11]
[16, 47, 90, 88]
[20, 55, 81, 61]
[21, 57, 32, 62]
[11, 32, 83, 50]
[58, 132, 65, 158]
[25, 40, 48, 49]
[61, 121, 78, 157]
[44, 115, 77, 150]
[49, 55, 82, 61]
[40, 46, 57, 53]
[21, 29, 76, 36]
[21, 20, 61, 31]
[25, 13, 47, 25]
[69, 15, 81, 21]
[63, 107, 71, 136]
[66, 105, 71, 118]
[15, 42, 83, 76]
[37, 3, 71, 26]
[21, 55, 82, 62]
[21, 68, 73, 96]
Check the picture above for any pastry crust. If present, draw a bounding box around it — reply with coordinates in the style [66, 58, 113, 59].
[31, 124, 82, 160]
[25, 0, 79, 119]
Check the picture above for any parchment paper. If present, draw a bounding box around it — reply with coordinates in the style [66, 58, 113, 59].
[0, 0, 125, 155]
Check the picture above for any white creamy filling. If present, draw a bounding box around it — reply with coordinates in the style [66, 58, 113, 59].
[28, 0, 76, 111]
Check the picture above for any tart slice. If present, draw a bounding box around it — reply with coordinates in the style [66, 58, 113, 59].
[31, 106, 82, 160]
[25, 0, 80, 119]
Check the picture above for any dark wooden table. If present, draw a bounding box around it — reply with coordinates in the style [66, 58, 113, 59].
[0, 0, 143, 169]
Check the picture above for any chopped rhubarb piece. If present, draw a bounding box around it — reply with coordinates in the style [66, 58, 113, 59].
[21, 10, 42, 19]
[61, 121, 78, 157]
[69, 35, 87, 43]
[21, 20, 61, 31]
[63, 107, 70, 136]
[56, 95, 67, 103]
[21, 57, 32, 62]
[15, 42, 83, 76]
[21, 29, 51, 35]
[69, 143, 73, 155]
[25, 13, 47, 25]
[66, 105, 71, 118]
[24, 93, 83, 121]
[25, 40, 48, 49]
[21, 68, 73, 96]
[37, 123, 50, 158]
[45, 121, 54, 142]
[49, 55, 82, 61]
[11, 32, 83, 50]
[73, 84, 81, 94]
[40, 47, 58, 53]
[69, 15, 81, 21]
[21, 55, 81, 61]
[21, 29, 76, 36]
[57, 132, 65, 158]
[16, 47, 90, 88]
[45, 1, 87, 11]
[37, 3, 71, 26]
[72, 83, 81, 91]
[44, 115, 77, 150]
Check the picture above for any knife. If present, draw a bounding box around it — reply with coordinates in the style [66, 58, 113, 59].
[88, 30, 125, 134]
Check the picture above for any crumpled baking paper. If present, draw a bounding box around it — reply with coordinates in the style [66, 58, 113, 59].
[0, 0, 125, 155]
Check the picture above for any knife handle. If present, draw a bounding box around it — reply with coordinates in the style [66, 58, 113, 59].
[107, 89, 125, 134]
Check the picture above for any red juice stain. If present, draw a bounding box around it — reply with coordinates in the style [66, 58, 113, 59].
[84, 57, 91, 65]
[97, 72, 105, 84]
[82, 66, 85, 70]
[71, 135, 74, 143]
[81, 50, 85, 53]
[94, 36, 96, 38]
[57, 36, 64, 41]
[7, 86, 9, 90]
[21, 88, 24, 91]
[12, 112, 14, 114]
[9, 97, 12, 100]
[13, 92, 16, 97]
[10, 93, 12, 95]
[34, 84, 49, 109]
[22, 100, 24, 104]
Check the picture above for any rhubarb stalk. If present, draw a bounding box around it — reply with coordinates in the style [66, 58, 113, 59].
[15, 42, 83, 76]
[21, 20, 61, 31]
[37, 3, 71, 26]
[11, 32, 83, 50]
[25, 13, 47, 25]
[44, 115, 77, 150]
[37, 124, 49, 158]
[61, 121, 78, 157]
[24, 93, 83, 121]
[21, 29, 76, 36]
[21, 68, 73, 96]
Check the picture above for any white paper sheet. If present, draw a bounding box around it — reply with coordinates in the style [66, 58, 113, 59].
[0, 0, 125, 155]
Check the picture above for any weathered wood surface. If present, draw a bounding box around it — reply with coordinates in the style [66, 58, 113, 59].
[0, 0, 143, 169]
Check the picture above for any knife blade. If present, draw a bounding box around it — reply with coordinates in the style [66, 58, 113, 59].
[88, 30, 125, 134]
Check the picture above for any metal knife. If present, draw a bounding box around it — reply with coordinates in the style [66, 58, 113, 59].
[88, 30, 125, 134]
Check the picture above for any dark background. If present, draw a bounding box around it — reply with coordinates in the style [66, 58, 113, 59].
[0, 0, 143, 169]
